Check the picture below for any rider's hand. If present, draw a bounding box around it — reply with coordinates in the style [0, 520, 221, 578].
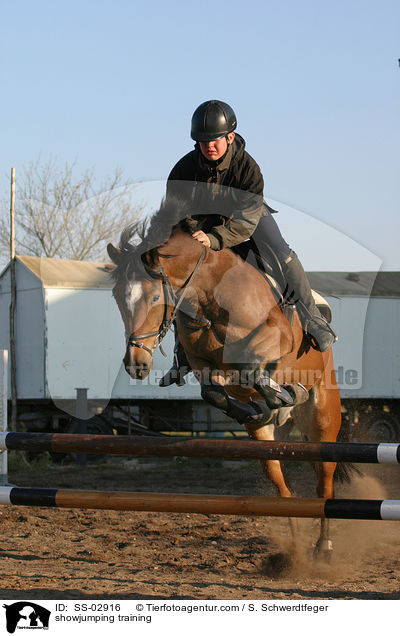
[192, 231, 211, 248]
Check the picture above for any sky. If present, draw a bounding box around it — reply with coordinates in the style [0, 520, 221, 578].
[1, 0, 399, 270]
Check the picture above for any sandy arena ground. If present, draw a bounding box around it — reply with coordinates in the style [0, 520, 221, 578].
[0, 454, 399, 600]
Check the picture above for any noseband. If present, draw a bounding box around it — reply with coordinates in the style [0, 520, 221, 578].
[127, 246, 209, 357]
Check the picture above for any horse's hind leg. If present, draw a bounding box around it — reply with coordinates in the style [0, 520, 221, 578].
[299, 373, 342, 560]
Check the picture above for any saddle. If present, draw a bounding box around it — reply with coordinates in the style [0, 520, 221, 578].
[231, 240, 332, 324]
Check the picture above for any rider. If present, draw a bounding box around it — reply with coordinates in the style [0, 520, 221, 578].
[160, 100, 337, 386]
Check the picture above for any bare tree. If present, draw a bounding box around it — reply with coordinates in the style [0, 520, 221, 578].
[0, 158, 144, 261]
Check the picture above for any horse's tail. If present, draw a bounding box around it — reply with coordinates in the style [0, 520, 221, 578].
[334, 460, 363, 484]
[333, 425, 363, 484]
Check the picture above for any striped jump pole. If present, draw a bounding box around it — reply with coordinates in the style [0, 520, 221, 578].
[1, 432, 400, 464]
[0, 486, 400, 520]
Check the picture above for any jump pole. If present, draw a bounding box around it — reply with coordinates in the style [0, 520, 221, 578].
[0, 487, 400, 520]
[1, 432, 400, 464]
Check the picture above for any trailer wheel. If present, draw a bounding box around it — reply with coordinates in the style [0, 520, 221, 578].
[352, 410, 400, 443]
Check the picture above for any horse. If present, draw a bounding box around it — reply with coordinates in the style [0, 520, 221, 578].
[107, 197, 343, 559]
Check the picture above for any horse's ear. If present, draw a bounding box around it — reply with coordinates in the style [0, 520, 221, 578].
[141, 249, 159, 271]
[107, 243, 121, 264]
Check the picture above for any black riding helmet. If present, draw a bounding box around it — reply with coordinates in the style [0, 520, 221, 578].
[191, 100, 237, 142]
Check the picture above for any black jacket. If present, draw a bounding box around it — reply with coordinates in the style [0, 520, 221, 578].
[167, 134, 274, 250]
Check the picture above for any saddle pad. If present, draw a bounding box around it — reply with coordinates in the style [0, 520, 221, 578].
[311, 289, 332, 323]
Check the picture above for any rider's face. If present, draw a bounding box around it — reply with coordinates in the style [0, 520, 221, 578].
[199, 133, 235, 161]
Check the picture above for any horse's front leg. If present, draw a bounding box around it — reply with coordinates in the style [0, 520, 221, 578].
[199, 375, 272, 426]
[245, 420, 292, 499]
[190, 359, 272, 427]
[197, 364, 290, 495]
[246, 419, 301, 573]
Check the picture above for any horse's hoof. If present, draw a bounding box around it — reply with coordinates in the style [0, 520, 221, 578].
[234, 400, 272, 426]
[287, 382, 309, 405]
[240, 400, 274, 431]
[247, 400, 273, 425]
[313, 539, 333, 563]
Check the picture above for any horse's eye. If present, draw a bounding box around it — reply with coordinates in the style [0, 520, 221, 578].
[151, 294, 160, 303]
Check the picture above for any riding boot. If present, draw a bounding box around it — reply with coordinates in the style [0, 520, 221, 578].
[282, 251, 338, 352]
[159, 329, 191, 387]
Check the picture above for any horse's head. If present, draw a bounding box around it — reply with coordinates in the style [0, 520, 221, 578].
[107, 242, 168, 380]
[108, 196, 202, 379]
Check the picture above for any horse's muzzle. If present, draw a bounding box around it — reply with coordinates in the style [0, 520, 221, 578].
[125, 362, 151, 380]
[123, 346, 152, 380]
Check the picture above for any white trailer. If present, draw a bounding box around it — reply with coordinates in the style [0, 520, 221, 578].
[0, 256, 399, 438]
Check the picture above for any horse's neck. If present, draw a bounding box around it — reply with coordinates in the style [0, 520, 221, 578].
[161, 233, 280, 325]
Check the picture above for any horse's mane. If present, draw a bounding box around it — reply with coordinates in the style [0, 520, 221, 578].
[111, 196, 191, 283]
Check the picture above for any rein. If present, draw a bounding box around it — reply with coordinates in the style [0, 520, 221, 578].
[127, 245, 210, 357]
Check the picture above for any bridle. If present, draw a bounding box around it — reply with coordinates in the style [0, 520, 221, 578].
[127, 245, 210, 358]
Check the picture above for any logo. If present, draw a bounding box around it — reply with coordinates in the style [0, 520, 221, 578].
[3, 603, 50, 634]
